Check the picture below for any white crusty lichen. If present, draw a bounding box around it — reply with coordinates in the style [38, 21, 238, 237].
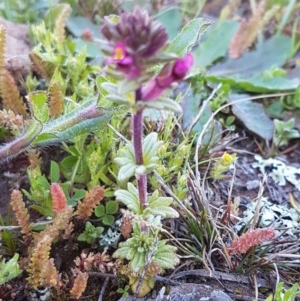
[252, 155, 300, 190]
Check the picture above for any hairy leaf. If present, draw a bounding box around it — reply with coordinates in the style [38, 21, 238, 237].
[168, 18, 212, 56]
[230, 95, 274, 140]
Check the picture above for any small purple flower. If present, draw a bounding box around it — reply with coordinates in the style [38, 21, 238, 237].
[105, 42, 141, 79]
[101, 7, 168, 79]
[109, 42, 132, 63]
[142, 53, 194, 101]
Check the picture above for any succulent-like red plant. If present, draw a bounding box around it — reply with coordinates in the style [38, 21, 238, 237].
[50, 183, 67, 214]
[228, 228, 276, 256]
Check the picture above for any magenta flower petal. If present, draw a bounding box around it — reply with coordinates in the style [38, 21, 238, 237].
[105, 57, 114, 65]
[172, 53, 194, 80]
[142, 79, 164, 101]
[118, 56, 133, 65]
[104, 41, 141, 79]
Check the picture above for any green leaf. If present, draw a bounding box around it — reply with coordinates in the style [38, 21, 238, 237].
[65, 145, 81, 157]
[102, 215, 115, 226]
[66, 16, 102, 39]
[265, 100, 284, 118]
[77, 233, 87, 241]
[130, 252, 145, 273]
[30, 205, 53, 217]
[32, 133, 57, 146]
[143, 133, 158, 157]
[230, 95, 274, 140]
[36, 176, 50, 188]
[273, 118, 300, 146]
[264, 295, 273, 301]
[181, 90, 221, 144]
[60, 156, 78, 169]
[95, 205, 105, 218]
[167, 17, 212, 57]
[31, 0, 50, 10]
[96, 76, 112, 98]
[50, 161, 60, 183]
[68, 189, 87, 206]
[106, 200, 119, 215]
[71, 189, 86, 201]
[156, 7, 182, 40]
[206, 35, 298, 92]
[115, 184, 141, 214]
[0, 254, 22, 285]
[149, 195, 172, 208]
[149, 206, 179, 218]
[96, 226, 104, 235]
[209, 35, 292, 78]
[154, 254, 179, 269]
[113, 245, 132, 259]
[28, 91, 49, 123]
[141, 96, 182, 112]
[73, 39, 102, 59]
[32, 223, 47, 231]
[118, 164, 137, 182]
[194, 20, 239, 68]
[44, 3, 69, 28]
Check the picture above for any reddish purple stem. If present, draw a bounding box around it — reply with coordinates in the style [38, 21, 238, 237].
[132, 88, 148, 208]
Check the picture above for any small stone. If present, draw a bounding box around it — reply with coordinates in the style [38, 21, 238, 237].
[246, 179, 260, 190]
[209, 290, 233, 301]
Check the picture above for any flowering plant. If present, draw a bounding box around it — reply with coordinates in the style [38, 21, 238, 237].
[101, 6, 193, 208]
[100, 6, 209, 297]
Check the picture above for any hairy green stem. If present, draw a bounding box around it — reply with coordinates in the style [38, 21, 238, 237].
[0, 98, 111, 162]
[0, 119, 42, 162]
[133, 88, 148, 208]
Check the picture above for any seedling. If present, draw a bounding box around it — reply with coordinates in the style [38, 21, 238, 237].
[265, 282, 300, 301]
[94, 200, 119, 226]
[0, 212, 18, 256]
[0, 254, 22, 285]
[273, 118, 300, 147]
[117, 284, 130, 298]
[78, 221, 104, 244]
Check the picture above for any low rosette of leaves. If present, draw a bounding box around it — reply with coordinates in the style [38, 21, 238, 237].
[0, 254, 22, 285]
[273, 118, 300, 147]
[113, 219, 179, 274]
[78, 221, 104, 244]
[114, 132, 163, 182]
[115, 183, 178, 218]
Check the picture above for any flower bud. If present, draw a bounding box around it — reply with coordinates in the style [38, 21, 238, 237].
[142, 53, 193, 101]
